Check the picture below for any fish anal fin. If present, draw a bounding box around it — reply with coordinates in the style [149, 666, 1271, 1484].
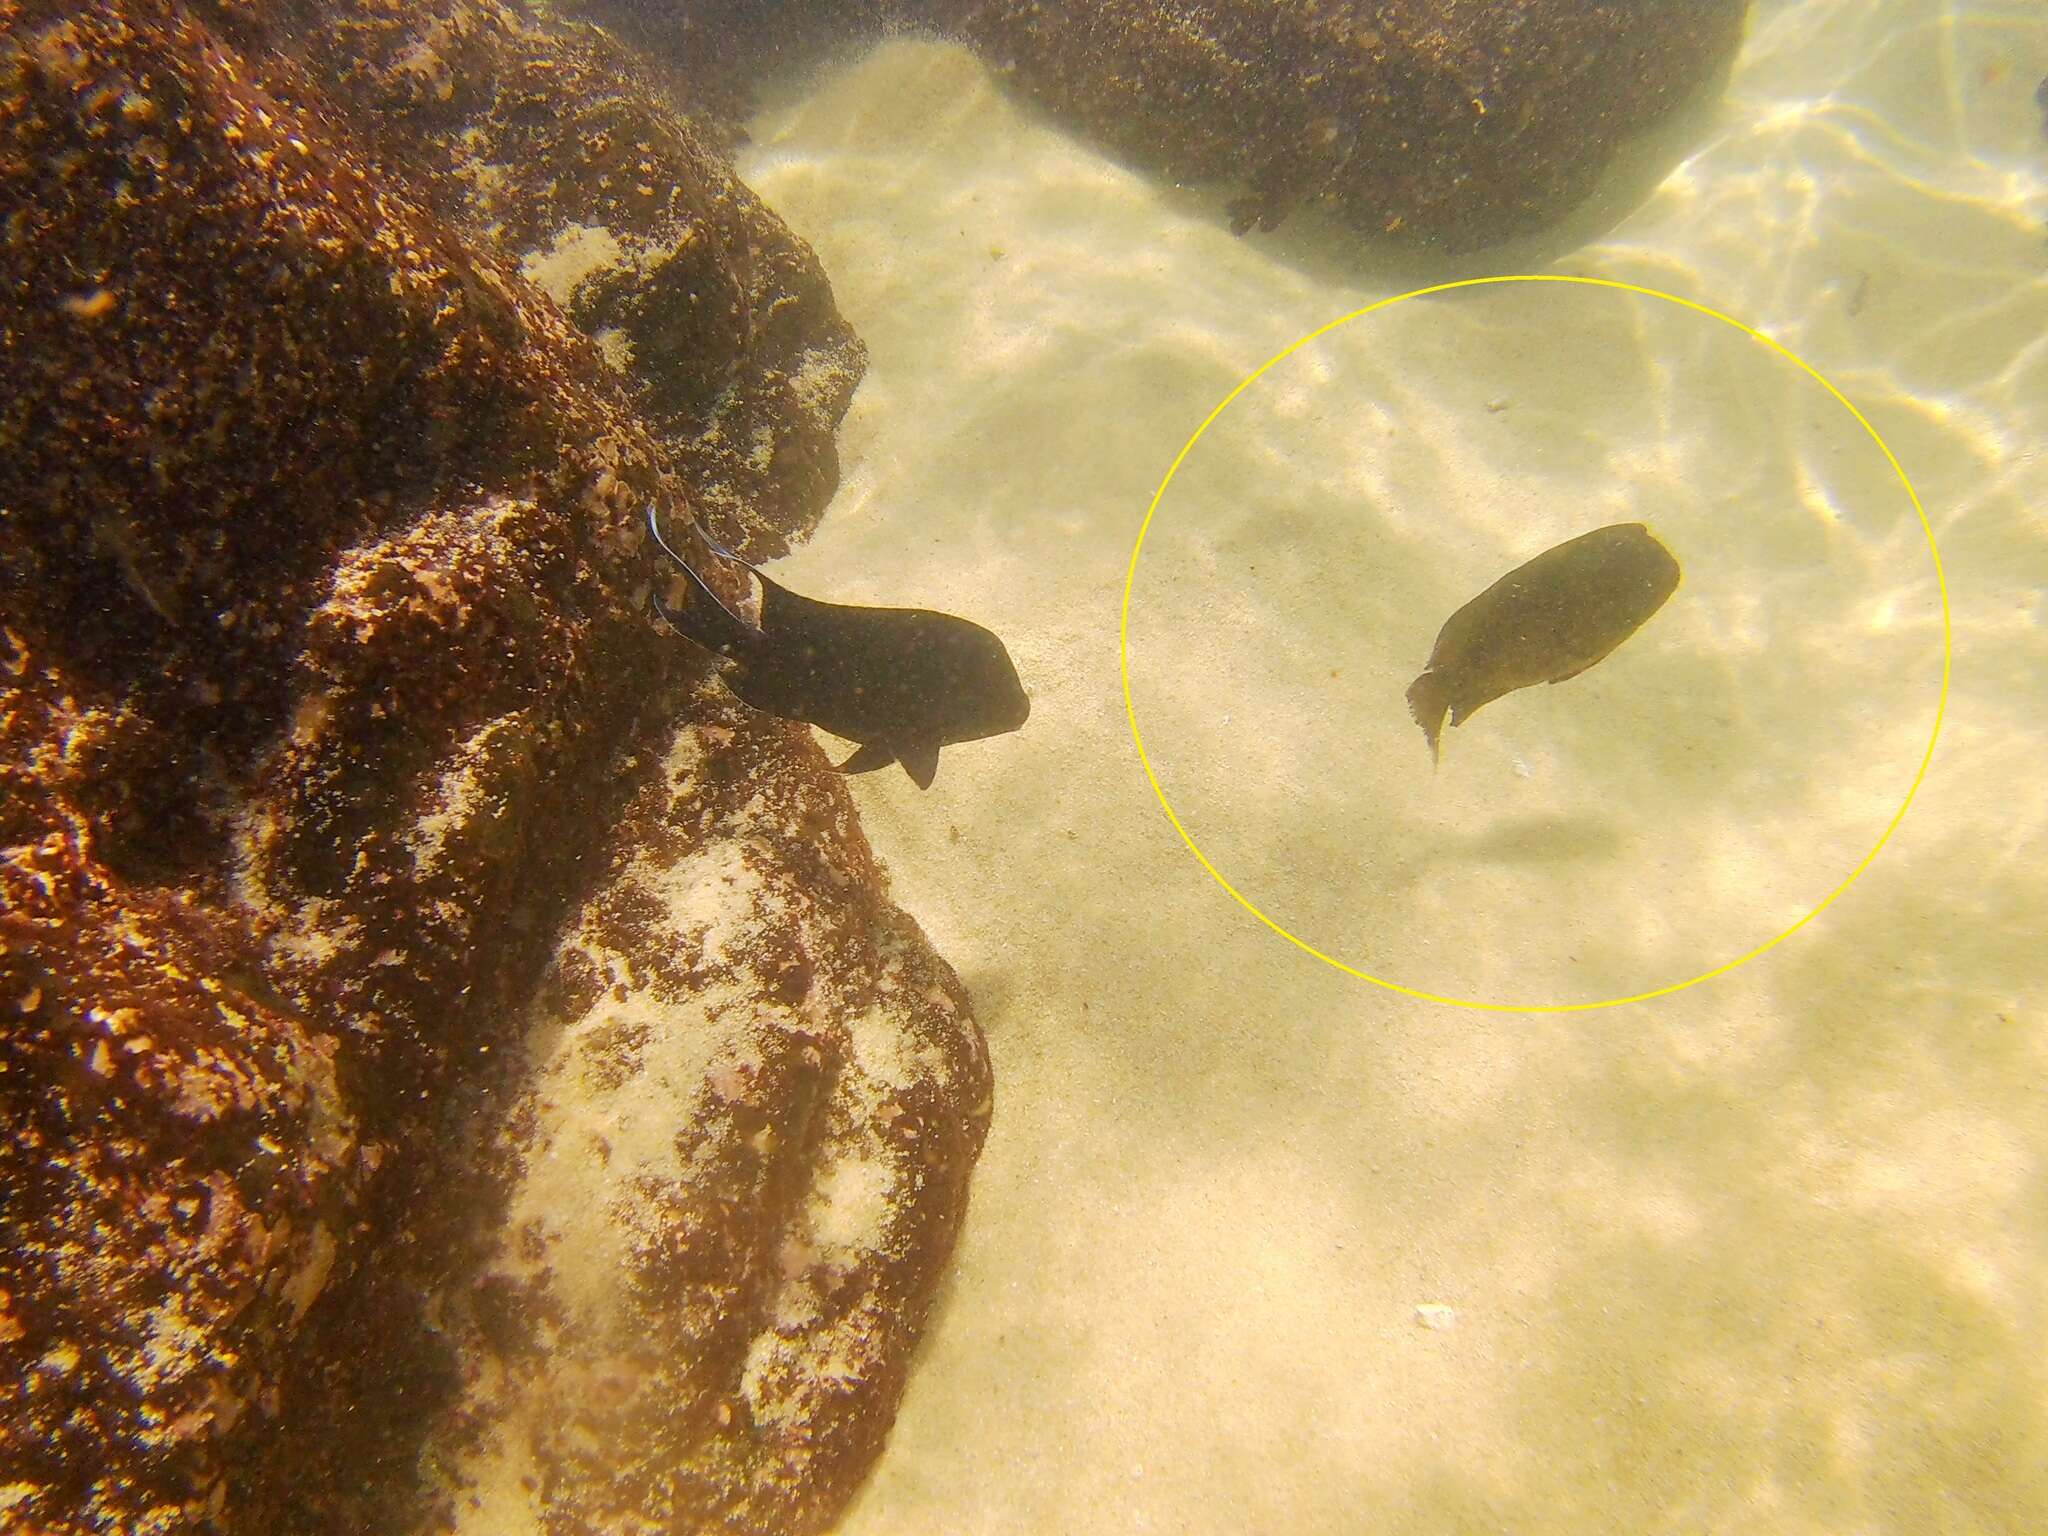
[836, 742, 895, 777]
[897, 741, 940, 790]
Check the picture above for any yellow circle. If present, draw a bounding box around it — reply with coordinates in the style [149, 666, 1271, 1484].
[1120, 274, 1951, 1012]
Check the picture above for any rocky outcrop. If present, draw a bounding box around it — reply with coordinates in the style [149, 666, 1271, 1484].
[1, 3, 977, 1534]
[266, 0, 866, 553]
[1, 763, 361, 1535]
[600, 0, 1748, 252]
[421, 691, 989, 1534]
[907, 0, 1750, 248]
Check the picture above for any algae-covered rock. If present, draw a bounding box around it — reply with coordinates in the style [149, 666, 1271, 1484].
[902, 0, 1748, 249]
[273, 0, 867, 554]
[1, 752, 361, 1535]
[577, 1, 1746, 251]
[1, 2, 979, 1533]
[421, 691, 991, 1534]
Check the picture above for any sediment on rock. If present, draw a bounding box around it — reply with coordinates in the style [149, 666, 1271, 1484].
[2, 3, 979, 1533]
[419, 690, 990, 1534]
[274, 0, 868, 556]
[0, 753, 360, 1535]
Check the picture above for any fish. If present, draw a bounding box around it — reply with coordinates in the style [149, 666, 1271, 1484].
[644, 506, 1029, 789]
[1405, 522, 1681, 764]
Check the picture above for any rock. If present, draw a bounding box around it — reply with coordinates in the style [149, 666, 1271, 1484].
[577, 0, 884, 154]
[893, 0, 1746, 250]
[267, 0, 867, 555]
[1, 3, 979, 1533]
[0, 759, 361, 1536]
[575, 1, 1746, 251]
[422, 692, 990, 1533]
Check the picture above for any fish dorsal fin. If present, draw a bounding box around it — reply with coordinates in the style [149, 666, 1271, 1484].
[897, 741, 940, 790]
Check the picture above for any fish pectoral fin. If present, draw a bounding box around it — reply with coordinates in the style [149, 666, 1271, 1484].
[896, 741, 941, 790]
[837, 740, 939, 789]
[836, 742, 896, 777]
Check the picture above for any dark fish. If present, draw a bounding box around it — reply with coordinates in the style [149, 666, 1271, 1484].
[645, 507, 1028, 789]
[1406, 522, 1681, 764]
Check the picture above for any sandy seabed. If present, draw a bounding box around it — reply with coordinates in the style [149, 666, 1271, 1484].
[727, 2, 2048, 1530]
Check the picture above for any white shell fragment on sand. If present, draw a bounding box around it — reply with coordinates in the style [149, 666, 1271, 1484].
[1414, 1303, 1458, 1331]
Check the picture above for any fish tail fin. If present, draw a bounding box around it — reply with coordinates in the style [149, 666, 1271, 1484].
[646, 504, 760, 657]
[1405, 670, 1448, 768]
[690, 517, 758, 570]
[648, 571, 756, 659]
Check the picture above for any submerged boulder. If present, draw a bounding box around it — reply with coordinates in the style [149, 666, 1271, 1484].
[1, 2, 978, 1533]
[421, 690, 991, 1535]
[267, 0, 868, 554]
[907, 0, 1750, 248]
[600, 0, 1748, 252]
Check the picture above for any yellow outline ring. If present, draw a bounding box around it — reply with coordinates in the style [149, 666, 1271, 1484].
[1119, 275, 1950, 1013]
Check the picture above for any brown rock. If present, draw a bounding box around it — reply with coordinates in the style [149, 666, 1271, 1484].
[272, 0, 867, 553]
[1, 756, 359, 1536]
[2, 3, 982, 1534]
[572, 1, 1745, 251]
[420, 689, 990, 1534]
[890, 0, 1746, 250]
